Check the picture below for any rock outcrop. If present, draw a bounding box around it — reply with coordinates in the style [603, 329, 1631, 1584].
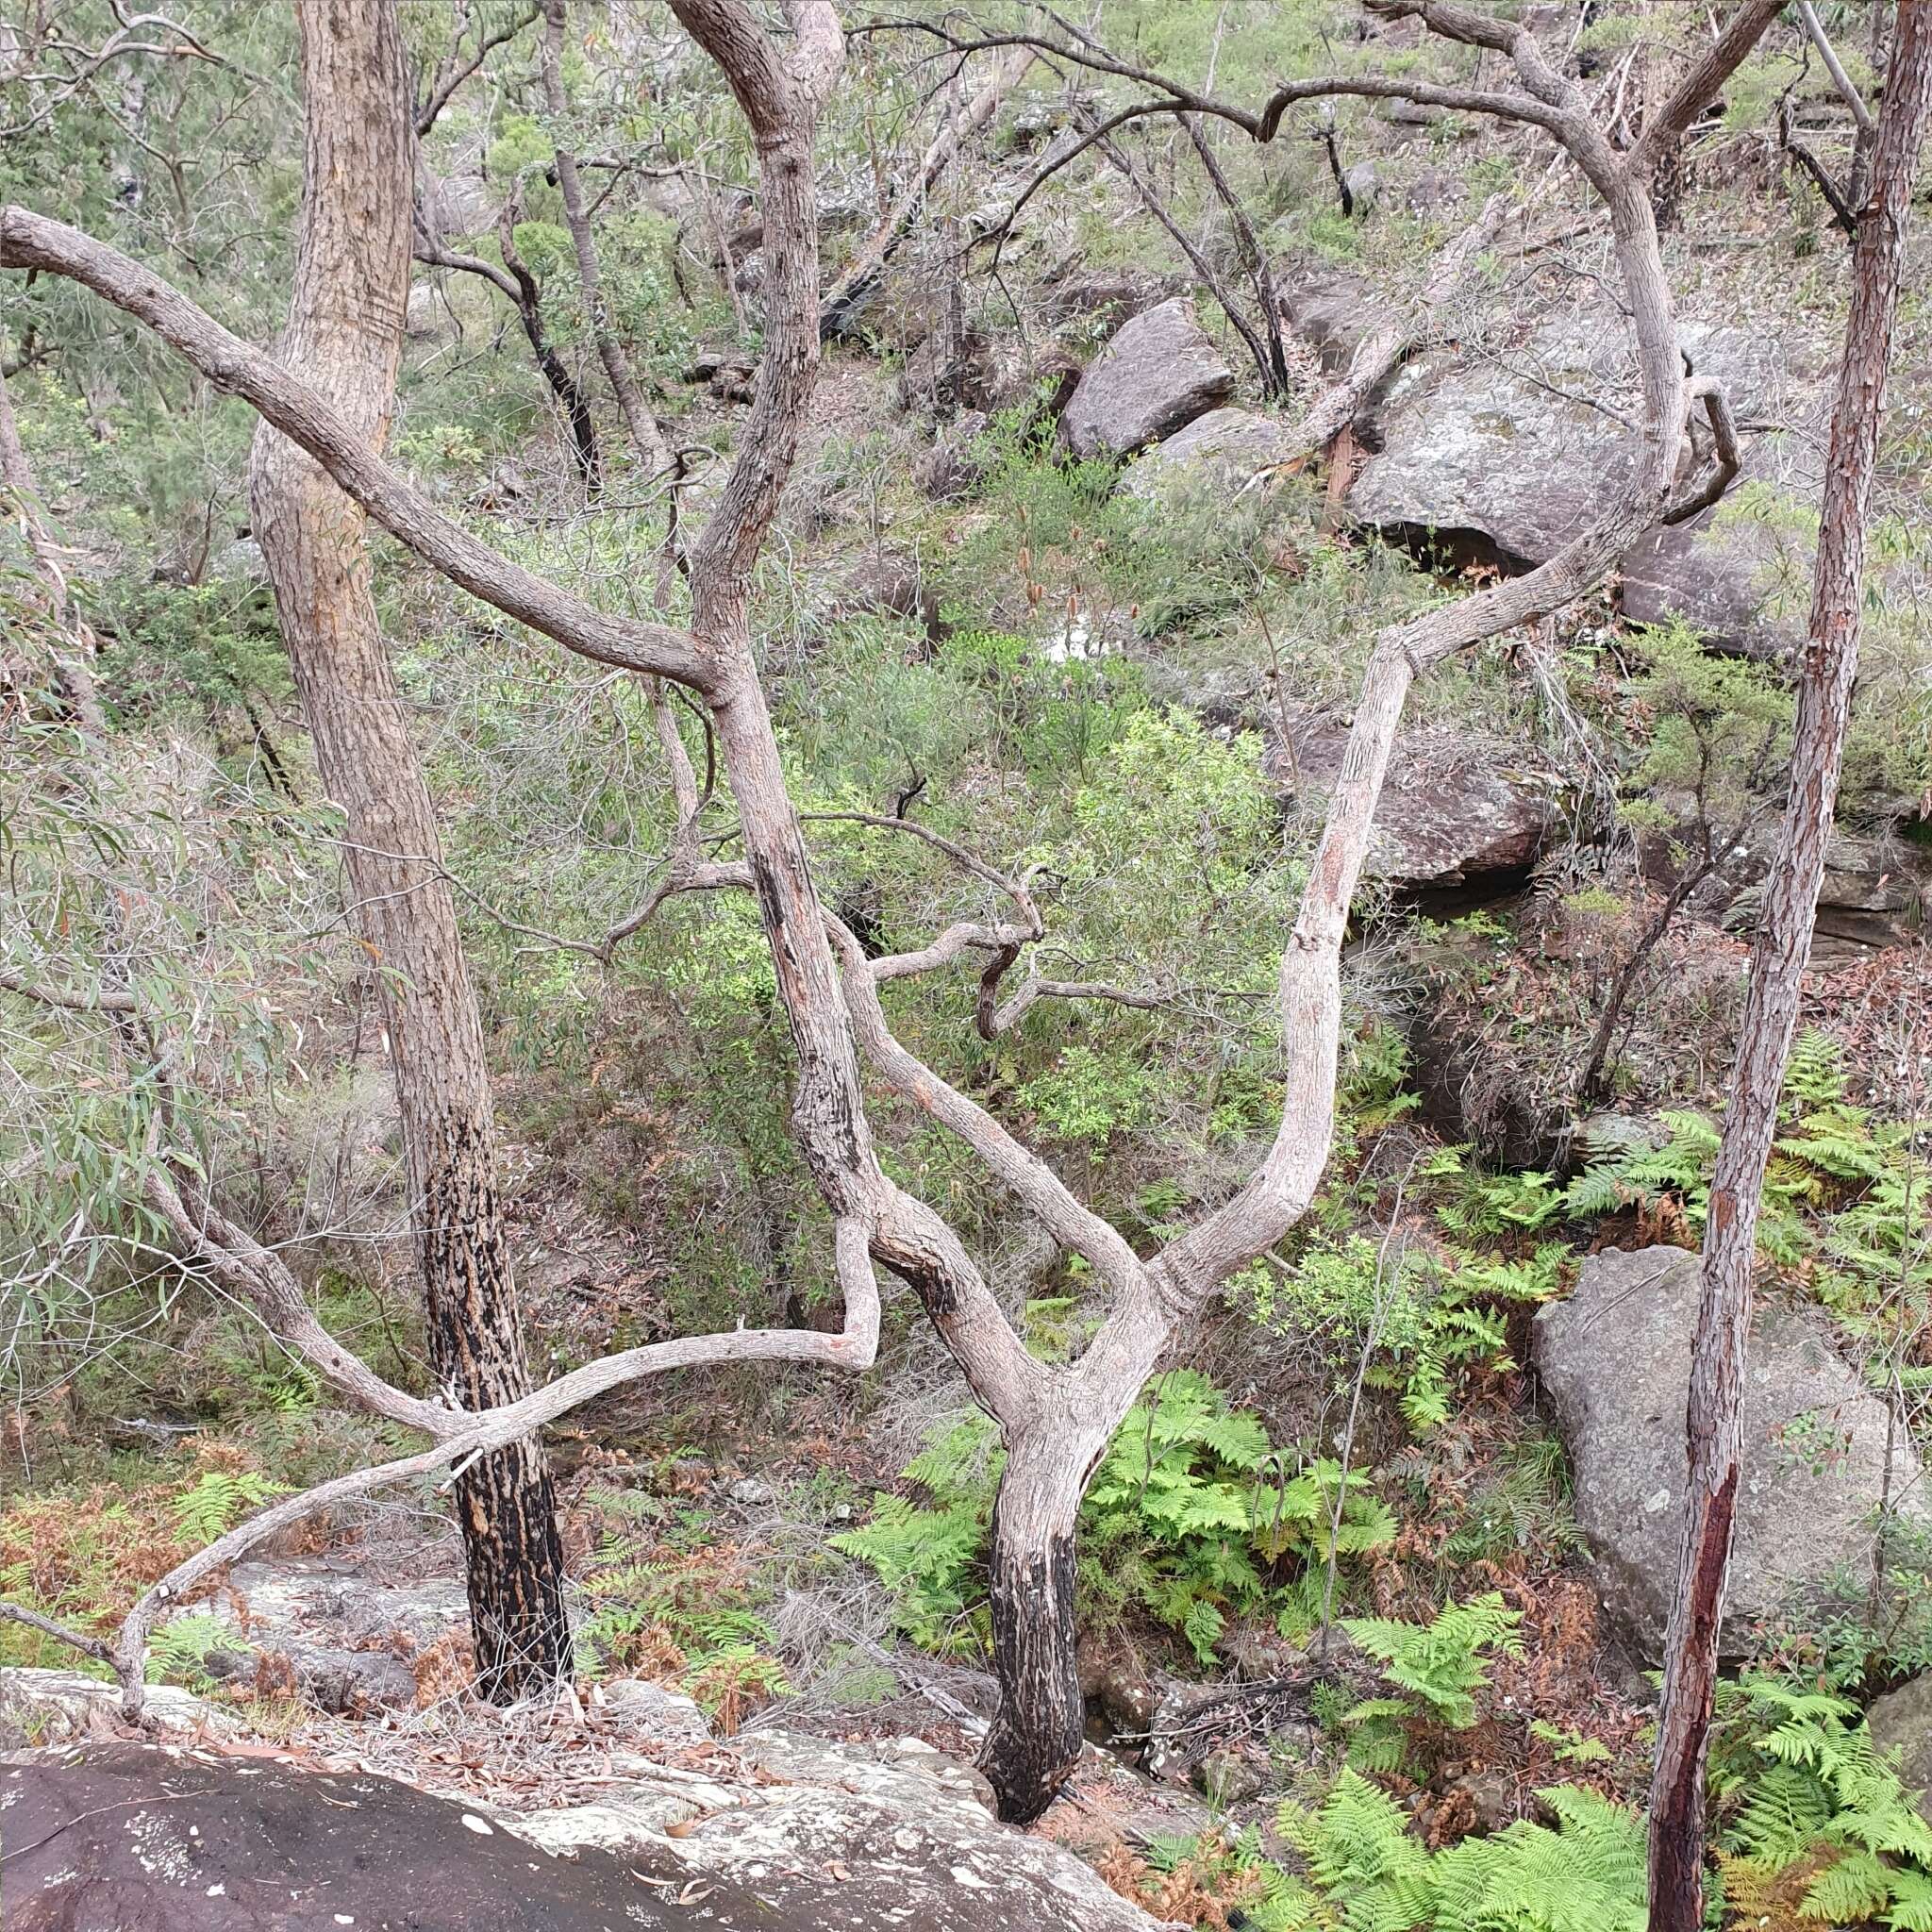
[0, 1673, 1161, 1930]
[1533, 1245, 1925, 1661]
[1867, 1674, 1932, 1822]
[158, 1556, 470, 1715]
[1121, 407, 1300, 501]
[1058, 296, 1234, 460]
[1272, 715, 1565, 895]
[1345, 311, 1812, 574]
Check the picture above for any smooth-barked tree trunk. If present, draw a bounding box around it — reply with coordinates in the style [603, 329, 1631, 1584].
[1647, 8, 1932, 1927]
[249, 0, 570, 1699]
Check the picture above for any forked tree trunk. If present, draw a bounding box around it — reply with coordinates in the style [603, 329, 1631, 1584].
[1647, 10, 1932, 1926]
[250, 0, 570, 1700]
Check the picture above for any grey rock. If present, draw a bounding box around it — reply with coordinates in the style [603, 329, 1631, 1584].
[1568, 1110, 1672, 1171]
[1035, 266, 1179, 331]
[591, 1676, 712, 1748]
[1121, 407, 1300, 501]
[1813, 828, 1932, 955]
[1097, 1662, 1161, 1738]
[1058, 296, 1235, 460]
[1867, 1675, 1932, 1822]
[0, 1668, 250, 1744]
[418, 165, 497, 241]
[729, 1476, 776, 1506]
[521, 1730, 1156, 1928]
[1348, 310, 1809, 571]
[1, 1703, 1164, 1928]
[1639, 808, 1932, 960]
[1276, 269, 1376, 373]
[1192, 1746, 1268, 1806]
[1533, 1246, 1927, 1661]
[915, 413, 996, 502]
[170, 1557, 470, 1715]
[1619, 495, 1812, 659]
[1273, 715, 1564, 893]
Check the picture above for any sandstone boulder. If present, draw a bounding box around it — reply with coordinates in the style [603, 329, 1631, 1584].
[1121, 407, 1300, 501]
[0, 1678, 1162, 1930]
[1866, 1674, 1932, 1822]
[1618, 492, 1812, 660]
[1059, 296, 1234, 460]
[1347, 312, 1807, 572]
[1273, 715, 1565, 895]
[1533, 1245, 1925, 1661]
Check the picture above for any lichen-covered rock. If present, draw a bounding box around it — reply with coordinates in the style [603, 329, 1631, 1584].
[0, 1705, 1164, 1930]
[0, 1669, 249, 1747]
[1347, 312, 1807, 571]
[165, 1557, 468, 1715]
[1058, 296, 1234, 460]
[1275, 268, 1376, 373]
[520, 1730, 1153, 1929]
[1120, 407, 1299, 501]
[1533, 1245, 1926, 1661]
[1273, 716, 1564, 893]
[0, 1743, 778, 1932]
[1866, 1674, 1932, 1822]
[1618, 494, 1811, 659]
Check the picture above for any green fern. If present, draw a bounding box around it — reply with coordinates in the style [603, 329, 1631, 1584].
[1279, 1769, 1646, 1931]
[170, 1470, 285, 1543]
[147, 1612, 241, 1690]
[1711, 1672, 1932, 1924]
[839, 1375, 1396, 1667]
[1343, 1594, 1524, 1731]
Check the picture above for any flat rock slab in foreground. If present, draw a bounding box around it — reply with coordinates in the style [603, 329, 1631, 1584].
[0, 1724, 1161, 1931]
[1533, 1245, 1924, 1662]
[2, 1743, 769, 1931]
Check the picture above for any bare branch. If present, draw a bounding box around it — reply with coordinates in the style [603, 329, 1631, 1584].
[0, 208, 711, 691]
[1629, 0, 1794, 180]
[1799, 0, 1875, 134]
[415, 1, 540, 136]
[0, 967, 138, 1014]
[1661, 376, 1744, 526]
[0, 1601, 114, 1667]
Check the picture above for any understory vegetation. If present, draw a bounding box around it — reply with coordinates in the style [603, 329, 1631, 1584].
[5, 0, 1932, 1926]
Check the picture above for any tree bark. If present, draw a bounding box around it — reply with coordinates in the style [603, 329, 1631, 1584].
[539, 0, 671, 475]
[1648, 10, 1932, 1927]
[249, 0, 570, 1702]
[981, 1428, 1095, 1824]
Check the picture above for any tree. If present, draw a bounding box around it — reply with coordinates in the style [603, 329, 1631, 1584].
[0, 0, 1782, 1821]
[1648, 8, 1932, 1927]
[248, 0, 570, 1702]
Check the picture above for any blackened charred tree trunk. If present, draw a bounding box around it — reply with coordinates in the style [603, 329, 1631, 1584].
[250, 0, 570, 1701]
[981, 1429, 1098, 1824]
[1647, 10, 1932, 1927]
